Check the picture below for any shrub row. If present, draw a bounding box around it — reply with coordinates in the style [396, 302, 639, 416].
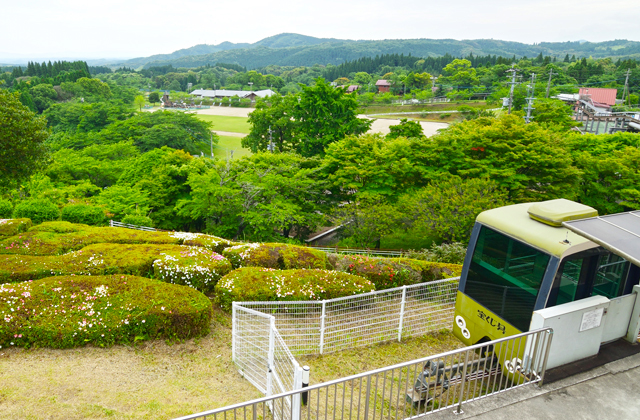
[0, 219, 32, 237]
[328, 254, 463, 289]
[0, 275, 212, 349]
[215, 267, 375, 311]
[0, 221, 232, 256]
[0, 243, 232, 293]
[222, 242, 328, 270]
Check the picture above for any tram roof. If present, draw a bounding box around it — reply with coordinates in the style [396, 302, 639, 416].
[477, 202, 593, 258]
[564, 211, 640, 267]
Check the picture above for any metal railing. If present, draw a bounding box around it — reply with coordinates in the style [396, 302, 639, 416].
[173, 328, 553, 420]
[307, 246, 404, 257]
[109, 220, 162, 232]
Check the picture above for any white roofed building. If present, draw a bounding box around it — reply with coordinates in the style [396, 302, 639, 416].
[190, 89, 277, 101]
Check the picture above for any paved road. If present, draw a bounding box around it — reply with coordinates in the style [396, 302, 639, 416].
[195, 107, 448, 137]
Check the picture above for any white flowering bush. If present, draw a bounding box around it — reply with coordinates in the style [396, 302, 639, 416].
[0, 275, 212, 349]
[222, 242, 327, 269]
[0, 218, 32, 237]
[153, 246, 232, 293]
[172, 231, 234, 253]
[215, 267, 375, 311]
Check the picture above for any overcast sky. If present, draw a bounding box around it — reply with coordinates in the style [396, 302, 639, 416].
[2, 0, 639, 62]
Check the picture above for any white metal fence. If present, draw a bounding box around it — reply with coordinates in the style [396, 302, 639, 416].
[109, 220, 158, 232]
[232, 277, 460, 415]
[174, 328, 554, 420]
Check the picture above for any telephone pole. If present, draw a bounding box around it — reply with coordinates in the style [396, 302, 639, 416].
[525, 73, 536, 124]
[545, 69, 557, 98]
[506, 65, 519, 114]
[621, 69, 631, 105]
[267, 125, 275, 152]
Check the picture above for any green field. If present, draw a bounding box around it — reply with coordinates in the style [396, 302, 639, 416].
[196, 115, 251, 134]
[194, 135, 252, 160]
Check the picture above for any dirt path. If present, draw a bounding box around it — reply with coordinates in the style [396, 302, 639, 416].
[214, 130, 245, 137]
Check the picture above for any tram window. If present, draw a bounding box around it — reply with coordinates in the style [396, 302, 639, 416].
[592, 253, 629, 299]
[464, 226, 550, 331]
[555, 259, 583, 306]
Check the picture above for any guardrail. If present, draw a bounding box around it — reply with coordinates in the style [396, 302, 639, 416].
[109, 220, 165, 232]
[173, 327, 553, 420]
[307, 246, 403, 257]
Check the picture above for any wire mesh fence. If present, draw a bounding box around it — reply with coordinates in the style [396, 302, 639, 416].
[174, 328, 553, 420]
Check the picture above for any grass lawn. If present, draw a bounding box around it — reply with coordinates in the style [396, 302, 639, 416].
[193, 135, 252, 160]
[197, 115, 251, 134]
[0, 306, 463, 420]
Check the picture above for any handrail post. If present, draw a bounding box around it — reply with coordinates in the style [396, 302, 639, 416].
[267, 317, 275, 397]
[455, 350, 470, 414]
[537, 329, 554, 387]
[398, 286, 407, 341]
[291, 366, 303, 420]
[232, 303, 237, 362]
[319, 301, 326, 354]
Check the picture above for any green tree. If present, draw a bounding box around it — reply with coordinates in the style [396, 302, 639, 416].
[0, 89, 49, 187]
[414, 114, 580, 202]
[243, 95, 299, 153]
[134, 95, 146, 112]
[387, 119, 425, 139]
[399, 176, 507, 243]
[294, 78, 372, 156]
[148, 91, 160, 105]
[331, 195, 398, 249]
[533, 99, 581, 131]
[439, 59, 479, 89]
[29, 83, 58, 113]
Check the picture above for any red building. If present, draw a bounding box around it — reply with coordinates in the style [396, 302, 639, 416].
[375, 79, 390, 93]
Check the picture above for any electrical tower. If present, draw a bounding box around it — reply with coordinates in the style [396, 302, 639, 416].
[545, 69, 557, 99]
[621, 69, 631, 105]
[525, 73, 536, 124]
[506, 65, 519, 114]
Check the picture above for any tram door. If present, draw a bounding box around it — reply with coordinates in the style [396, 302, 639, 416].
[546, 249, 639, 343]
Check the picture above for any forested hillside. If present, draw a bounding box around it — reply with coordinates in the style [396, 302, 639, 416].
[112, 34, 640, 70]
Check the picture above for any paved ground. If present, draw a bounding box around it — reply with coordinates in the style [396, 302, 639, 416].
[195, 107, 448, 137]
[427, 352, 640, 420]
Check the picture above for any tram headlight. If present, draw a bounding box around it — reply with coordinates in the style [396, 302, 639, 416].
[455, 316, 471, 339]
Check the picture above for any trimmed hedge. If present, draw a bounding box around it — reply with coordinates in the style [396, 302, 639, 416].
[61, 204, 106, 226]
[215, 267, 375, 311]
[13, 199, 60, 224]
[174, 231, 233, 254]
[222, 243, 328, 270]
[0, 219, 32, 237]
[0, 222, 232, 257]
[121, 214, 154, 227]
[153, 246, 233, 293]
[329, 254, 462, 289]
[0, 275, 212, 349]
[0, 243, 232, 293]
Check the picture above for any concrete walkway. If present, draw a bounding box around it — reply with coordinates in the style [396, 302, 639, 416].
[427, 352, 640, 420]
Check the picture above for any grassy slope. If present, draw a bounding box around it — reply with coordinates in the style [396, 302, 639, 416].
[0, 310, 462, 419]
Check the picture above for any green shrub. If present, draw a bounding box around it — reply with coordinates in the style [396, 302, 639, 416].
[330, 254, 462, 289]
[222, 243, 328, 270]
[13, 199, 60, 224]
[153, 246, 232, 293]
[121, 214, 154, 227]
[0, 243, 232, 294]
[0, 275, 212, 349]
[0, 218, 32, 237]
[0, 199, 12, 218]
[0, 224, 181, 256]
[61, 204, 106, 226]
[403, 242, 467, 265]
[176, 232, 234, 254]
[215, 268, 375, 311]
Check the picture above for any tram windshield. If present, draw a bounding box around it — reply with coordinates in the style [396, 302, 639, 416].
[465, 226, 550, 331]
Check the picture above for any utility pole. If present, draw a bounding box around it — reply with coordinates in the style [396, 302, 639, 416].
[506, 65, 519, 114]
[545, 69, 557, 99]
[525, 73, 536, 123]
[621, 69, 631, 105]
[210, 132, 214, 158]
[267, 125, 275, 152]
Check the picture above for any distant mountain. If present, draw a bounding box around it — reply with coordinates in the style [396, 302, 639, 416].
[104, 34, 640, 70]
